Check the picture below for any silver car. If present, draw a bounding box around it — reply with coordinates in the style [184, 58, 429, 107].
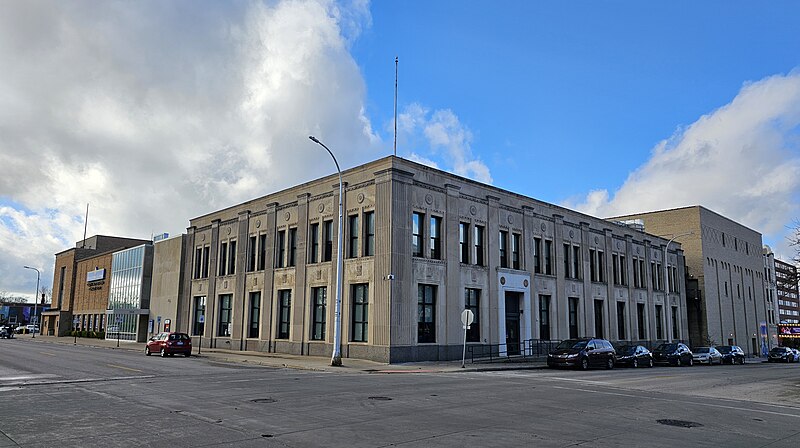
[692, 346, 722, 365]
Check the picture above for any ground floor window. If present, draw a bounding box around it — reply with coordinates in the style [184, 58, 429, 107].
[351, 284, 369, 342]
[569, 298, 579, 339]
[594, 300, 604, 339]
[248, 292, 260, 339]
[465, 288, 480, 342]
[418, 284, 436, 343]
[617, 302, 626, 340]
[193, 295, 206, 336]
[637, 303, 646, 340]
[277, 290, 291, 339]
[311, 287, 326, 341]
[218, 294, 232, 337]
[671, 306, 678, 340]
[655, 305, 663, 340]
[539, 295, 550, 340]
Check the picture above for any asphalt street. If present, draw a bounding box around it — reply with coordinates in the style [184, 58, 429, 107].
[1, 338, 799, 447]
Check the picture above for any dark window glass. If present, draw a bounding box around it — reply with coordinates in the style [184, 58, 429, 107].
[312, 287, 326, 341]
[277, 290, 291, 339]
[364, 212, 375, 257]
[192, 295, 205, 336]
[194, 247, 202, 279]
[351, 284, 369, 342]
[617, 302, 626, 340]
[248, 236, 257, 272]
[218, 242, 227, 276]
[671, 306, 678, 340]
[637, 303, 646, 340]
[248, 292, 260, 339]
[323, 221, 333, 262]
[594, 299, 604, 339]
[418, 284, 436, 343]
[276, 230, 285, 268]
[499, 230, 509, 268]
[563, 243, 571, 278]
[544, 240, 553, 275]
[539, 295, 550, 340]
[465, 289, 480, 342]
[597, 250, 605, 282]
[217, 294, 232, 337]
[533, 238, 541, 274]
[228, 240, 236, 275]
[612, 254, 620, 285]
[512, 234, 521, 270]
[309, 223, 319, 263]
[572, 245, 580, 280]
[569, 297, 579, 339]
[412, 212, 423, 257]
[202, 246, 210, 278]
[655, 305, 664, 340]
[258, 235, 266, 271]
[459, 223, 469, 263]
[287, 228, 297, 267]
[348, 215, 359, 258]
[430, 216, 442, 259]
[619, 255, 626, 286]
[474, 225, 484, 266]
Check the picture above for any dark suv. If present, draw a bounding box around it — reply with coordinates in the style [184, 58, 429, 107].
[768, 347, 795, 363]
[653, 342, 693, 367]
[717, 345, 746, 365]
[547, 338, 616, 370]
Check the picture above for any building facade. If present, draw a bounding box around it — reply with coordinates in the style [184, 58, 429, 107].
[611, 207, 771, 355]
[179, 156, 688, 363]
[106, 244, 154, 342]
[775, 258, 799, 325]
[148, 234, 188, 337]
[763, 246, 779, 348]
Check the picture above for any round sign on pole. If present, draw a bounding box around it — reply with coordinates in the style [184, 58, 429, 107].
[461, 309, 474, 328]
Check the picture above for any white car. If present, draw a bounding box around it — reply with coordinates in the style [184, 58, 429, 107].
[692, 346, 722, 365]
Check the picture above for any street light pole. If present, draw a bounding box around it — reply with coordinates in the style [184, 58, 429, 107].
[23, 266, 40, 338]
[309, 135, 345, 367]
[663, 232, 693, 342]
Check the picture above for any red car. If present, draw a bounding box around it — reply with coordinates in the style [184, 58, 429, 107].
[145, 332, 192, 357]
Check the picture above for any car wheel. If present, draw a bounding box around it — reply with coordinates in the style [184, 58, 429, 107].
[160, 348, 167, 358]
[676, 357, 681, 367]
[632, 359, 639, 368]
[581, 358, 589, 371]
[184, 352, 191, 358]
[687, 358, 693, 367]
[739, 357, 745, 365]
[648, 358, 654, 368]
[606, 358, 614, 370]
[145, 347, 151, 356]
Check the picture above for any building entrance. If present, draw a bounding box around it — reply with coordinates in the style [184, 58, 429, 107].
[505, 292, 522, 355]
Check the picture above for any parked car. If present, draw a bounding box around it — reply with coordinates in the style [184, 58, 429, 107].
[692, 346, 722, 365]
[615, 345, 653, 368]
[653, 342, 694, 367]
[793, 349, 800, 362]
[0, 326, 14, 339]
[768, 346, 795, 363]
[547, 338, 616, 370]
[25, 324, 39, 334]
[717, 345, 746, 365]
[145, 332, 192, 357]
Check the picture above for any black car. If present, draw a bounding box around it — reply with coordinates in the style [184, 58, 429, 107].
[768, 347, 795, 363]
[717, 345, 746, 365]
[652, 342, 693, 367]
[547, 338, 616, 370]
[615, 344, 654, 368]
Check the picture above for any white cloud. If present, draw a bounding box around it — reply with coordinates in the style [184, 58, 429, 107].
[567, 71, 800, 258]
[0, 0, 382, 298]
[396, 103, 493, 184]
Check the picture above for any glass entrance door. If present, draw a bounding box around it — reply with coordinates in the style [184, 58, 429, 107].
[505, 293, 521, 355]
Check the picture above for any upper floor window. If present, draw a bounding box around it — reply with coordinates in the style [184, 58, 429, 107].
[247, 236, 257, 272]
[512, 233, 521, 270]
[499, 230, 509, 268]
[459, 223, 470, 263]
[258, 234, 267, 271]
[309, 223, 320, 264]
[430, 216, 442, 260]
[348, 215, 359, 258]
[474, 225, 485, 266]
[364, 211, 375, 256]
[533, 237, 542, 274]
[323, 220, 333, 262]
[543, 240, 553, 275]
[218, 242, 228, 276]
[276, 230, 286, 268]
[287, 228, 297, 267]
[412, 212, 424, 257]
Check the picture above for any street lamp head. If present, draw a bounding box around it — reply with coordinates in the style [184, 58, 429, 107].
[309, 135, 319, 144]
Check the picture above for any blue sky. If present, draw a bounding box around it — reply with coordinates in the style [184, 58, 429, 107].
[1, 0, 799, 299]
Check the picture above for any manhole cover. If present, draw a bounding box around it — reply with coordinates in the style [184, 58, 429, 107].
[657, 419, 703, 428]
[368, 396, 393, 401]
[251, 398, 276, 404]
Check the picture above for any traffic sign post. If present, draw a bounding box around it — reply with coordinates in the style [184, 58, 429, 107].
[198, 314, 205, 355]
[461, 309, 475, 368]
[116, 315, 123, 348]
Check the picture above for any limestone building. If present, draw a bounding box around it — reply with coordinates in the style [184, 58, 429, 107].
[611, 206, 771, 355]
[179, 156, 688, 363]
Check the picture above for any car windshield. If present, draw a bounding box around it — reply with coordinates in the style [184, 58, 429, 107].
[695, 347, 710, 353]
[655, 343, 678, 352]
[618, 345, 637, 355]
[770, 347, 786, 353]
[716, 346, 732, 353]
[556, 340, 587, 350]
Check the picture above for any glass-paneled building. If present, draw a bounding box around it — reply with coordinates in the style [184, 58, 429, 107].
[106, 244, 153, 342]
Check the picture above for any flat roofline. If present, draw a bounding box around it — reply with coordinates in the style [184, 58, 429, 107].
[608, 205, 761, 236]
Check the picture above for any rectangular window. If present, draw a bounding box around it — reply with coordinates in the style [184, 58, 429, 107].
[364, 211, 375, 257]
[639, 260, 646, 288]
[633, 258, 640, 288]
[430, 216, 442, 260]
[287, 228, 297, 267]
[563, 243, 571, 278]
[412, 212, 423, 257]
[248, 236, 257, 272]
[617, 302, 626, 340]
[418, 284, 436, 343]
[533, 237, 542, 274]
[276, 230, 286, 268]
[228, 240, 236, 275]
[594, 299, 604, 339]
[459, 223, 470, 263]
[474, 225, 485, 266]
[217, 294, 232, 337]
[218, 242, 228, 276]
[612, 254, 619, 285]
[194, 247, 202, 279]
[248, 292, 260, 339]
[671, 306, 679, 340]
[202, 246, 210, 278]
[465, 288, 480, 342]
[309, 223, 319, 263]
[637, 303, 646, 340]
[544, 240, 553, 275]
[311, 287, 327, 341]
[569, 297, 579, 339]
[589, 248, 597, 282]
[500, 230, 509, 268]
[258, 235, 266, 271]
[619, 255, 626, 286]
[655, 305, 664, 340]
[323, 220, 333, 262]
[539, 295, 550, 340]
[651, 262, 658, 290]
[597, 250, 605, 282]
[351, 284, 369, 342]
[572, 245, 580, 280]
[192, 295, 205, 336]
[348, 215, 359, 258]
[58, 266, 66, 308]
[277, 290, 291, 339]
[512, 234, 521, 270]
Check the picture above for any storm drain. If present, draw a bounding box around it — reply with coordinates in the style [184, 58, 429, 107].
[368, 396, 393, 401]
[251, 398, 277, 404]
[657, 419, 703, 428]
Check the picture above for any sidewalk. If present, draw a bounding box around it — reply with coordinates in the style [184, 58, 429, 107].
[25, 335, 548, 374]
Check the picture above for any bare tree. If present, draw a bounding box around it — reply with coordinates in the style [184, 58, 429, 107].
[39, 286, 52, 304]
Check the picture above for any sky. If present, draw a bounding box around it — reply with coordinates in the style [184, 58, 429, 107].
[1, 0, 799, 300]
